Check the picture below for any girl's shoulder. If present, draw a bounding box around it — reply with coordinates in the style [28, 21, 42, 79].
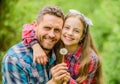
[88, 49, 99, 73]
[90, 49, 98, 62]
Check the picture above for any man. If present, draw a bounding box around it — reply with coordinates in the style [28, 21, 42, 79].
[2, 5, 68, 84]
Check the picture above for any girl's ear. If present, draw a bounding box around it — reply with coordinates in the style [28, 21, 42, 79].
[79, 32, 85, 44]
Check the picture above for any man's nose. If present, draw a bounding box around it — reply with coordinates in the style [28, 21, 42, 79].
[48, 30, 55, 38]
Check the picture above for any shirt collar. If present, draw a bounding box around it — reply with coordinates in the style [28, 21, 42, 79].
[65, 45, 82, 61]
[48, 50, 56, 65]
[73, 45, 82, 61]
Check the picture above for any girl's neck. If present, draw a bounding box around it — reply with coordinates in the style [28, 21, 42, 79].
[65, 45, 79, 54]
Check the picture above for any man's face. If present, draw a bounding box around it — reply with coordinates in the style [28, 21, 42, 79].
[35, 14, 63, 50]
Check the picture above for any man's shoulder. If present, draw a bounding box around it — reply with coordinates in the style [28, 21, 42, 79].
[3, 42, 33, 65]
[6, 42, 32, 58]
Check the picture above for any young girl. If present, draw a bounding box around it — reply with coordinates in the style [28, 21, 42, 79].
[22, 9, 103, 84]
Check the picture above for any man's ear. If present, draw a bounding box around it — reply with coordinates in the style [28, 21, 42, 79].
[35, 20, 39, 31]
[34, 26, 37, 35]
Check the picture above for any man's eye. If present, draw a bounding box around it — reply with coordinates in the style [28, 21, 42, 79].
[44, 27, 50, 30]
[54, 29, 60, 33]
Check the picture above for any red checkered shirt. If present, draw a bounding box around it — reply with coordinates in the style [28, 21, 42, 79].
[22, 22, 98, 84]
[64, 45, 98, 84]
[22, 21, 38, 48]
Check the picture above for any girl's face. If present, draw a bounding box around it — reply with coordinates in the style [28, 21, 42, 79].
[61, 17, 84, 48]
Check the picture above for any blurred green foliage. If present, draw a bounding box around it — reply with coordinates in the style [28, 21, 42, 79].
[0, 0, 120, 84]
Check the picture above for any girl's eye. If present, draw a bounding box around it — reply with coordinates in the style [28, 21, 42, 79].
[64, 26, 70, 30]
[73, 29, 81, 33]
[74, 30, 80, 33]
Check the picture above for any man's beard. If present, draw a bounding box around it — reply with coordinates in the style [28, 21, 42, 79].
[37, 36, 54, 51]
[40, 44, 51, 51]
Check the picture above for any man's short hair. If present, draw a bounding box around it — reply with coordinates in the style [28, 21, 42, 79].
[36, 5, 64, 23]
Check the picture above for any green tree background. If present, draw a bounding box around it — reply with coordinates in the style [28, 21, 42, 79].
[0, 0, 120, 84]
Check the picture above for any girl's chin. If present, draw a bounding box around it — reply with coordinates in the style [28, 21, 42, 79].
[63, 42, 73, 46]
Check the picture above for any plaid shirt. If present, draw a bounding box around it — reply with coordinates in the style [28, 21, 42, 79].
[22, 22, 98, 84]
[65, 46, 98, 84]
[2, 42, 56, 84]
[22, 21, 38, 48]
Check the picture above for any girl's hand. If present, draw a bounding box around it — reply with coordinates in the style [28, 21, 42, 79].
[32, 43, 48, 65]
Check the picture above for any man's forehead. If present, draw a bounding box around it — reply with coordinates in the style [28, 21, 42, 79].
[42, 14, 63, 20]
[40, 14, 63, 26]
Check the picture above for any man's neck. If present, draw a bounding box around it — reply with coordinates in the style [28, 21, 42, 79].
[44, 50, 50, 55]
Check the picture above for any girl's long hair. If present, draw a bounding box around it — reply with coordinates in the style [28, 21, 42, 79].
[76, 27, 103, 84]
[54, 13, 103, 84]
